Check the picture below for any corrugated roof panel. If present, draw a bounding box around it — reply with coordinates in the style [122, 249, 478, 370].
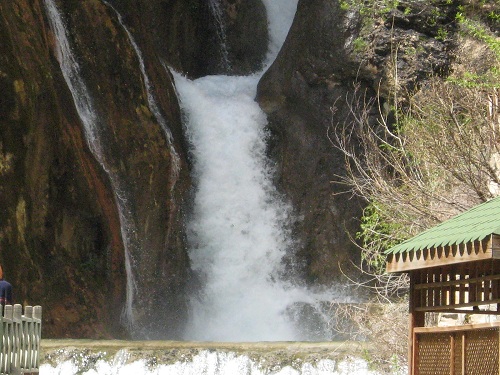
[385, 196, 500, 255]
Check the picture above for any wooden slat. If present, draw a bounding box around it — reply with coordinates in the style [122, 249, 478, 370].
[415, 298, 500, 312]
[444, 270, 451, 307]
[461, 332, 465, 375]
[491, 261, 498, 299]
[433, 269, 441, 308]
[459, 264, 466, 305]
[414, 321, 500, 333]
[450, 333, 455, 375]
[450, 273, 457, 306]
[418, 308, 499, 315]
[414, 274, 500, 290]
[470, 262, 478, 303]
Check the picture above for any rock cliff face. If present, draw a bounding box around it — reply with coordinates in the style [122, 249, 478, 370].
[257, 0, 454, 283]
[0, 0, 462, 337]
[0, 0, 268, 338]
[1, 0, 126, 337]
[0, 0, 196, 338]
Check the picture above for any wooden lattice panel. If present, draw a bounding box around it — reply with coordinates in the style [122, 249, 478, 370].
[464, 328, 499, 375]
[414, 323, 500, 375]
[452, 334, 462, 374]
[416, 332, 451, 375]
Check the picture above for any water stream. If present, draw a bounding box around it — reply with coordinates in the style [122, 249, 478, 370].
[37, 1, 385, 373]
[208, 0, 231, 71]
[45, 0, 353, 345]
[40, 353, 374, 375]
[102, 0, 181, 185]
[174, 0, 350, 342]
[43, 0, 140, 328]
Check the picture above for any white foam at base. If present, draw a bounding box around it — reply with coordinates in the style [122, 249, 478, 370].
[40, 351, 387, 375]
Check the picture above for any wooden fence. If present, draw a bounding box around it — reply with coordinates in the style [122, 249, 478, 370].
[413, 322, 500, 375]
[0, 305, 42, 375]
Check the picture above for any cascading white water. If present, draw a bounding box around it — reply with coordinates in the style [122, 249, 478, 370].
[175, 0, 347, 341]
[45, 0, 350, 343]
[260, 0, 299, 61]
[40, 344, 395, 375]
[40, 350, 383, 375]
[43, 0, 139, 327]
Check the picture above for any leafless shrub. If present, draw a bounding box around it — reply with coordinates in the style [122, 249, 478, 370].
[327, 34, 498, 371]
[329, 300, 408, 372]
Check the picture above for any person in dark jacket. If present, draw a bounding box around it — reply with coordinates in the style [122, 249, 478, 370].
[0, 264, 13, 305]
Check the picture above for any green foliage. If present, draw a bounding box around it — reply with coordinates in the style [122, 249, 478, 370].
[488, 11, 500, 22]
[456, 15, 500, 58]
[339, 0, 400, 18]
[340, 11, 499, 278]
[447, 70, 499, 88]
[436, 27, 449, 41]
[353, 37, 368, 52]
[450, 13, 500, 88]
[340, 0, 350, 11]
[357, 202, 405, 274]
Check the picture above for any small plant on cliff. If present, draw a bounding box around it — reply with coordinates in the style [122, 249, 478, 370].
[353, 37, 368, 53]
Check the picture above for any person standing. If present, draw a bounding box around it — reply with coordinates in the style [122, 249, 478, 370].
[0, 264, 13, 305]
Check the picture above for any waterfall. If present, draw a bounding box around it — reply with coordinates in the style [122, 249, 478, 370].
[207, 0, 231, 72]
[45, 0, 353, 342]
[102, 0, 180, 186]
[43, 0, 139, 328]
[174, 0, 348, 341]
[260, 0, 299, 62]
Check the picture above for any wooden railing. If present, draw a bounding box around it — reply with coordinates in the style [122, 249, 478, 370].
[0, 305, 42, 375]
[412, 260, 500, 314]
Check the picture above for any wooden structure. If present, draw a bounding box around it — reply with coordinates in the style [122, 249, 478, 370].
[0, 305, 42, 375]
[385, 197, 500, 375]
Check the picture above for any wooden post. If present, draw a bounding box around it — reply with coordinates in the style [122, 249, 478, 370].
[22, 305, 33, 371]
[498, 328, 500, 375]
[33, 305, 42, 370]
[13, 304, 22, 371]
[461, 332, 466, 375]
[4, 304, 13, 374]
[409, 271, 425, 375]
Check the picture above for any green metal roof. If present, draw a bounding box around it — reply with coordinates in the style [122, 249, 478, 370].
[385, 196, 500, 255]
